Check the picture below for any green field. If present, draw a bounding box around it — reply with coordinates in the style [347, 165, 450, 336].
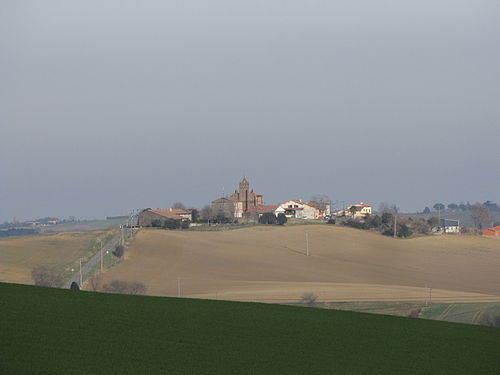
[1, 283, 499, 374]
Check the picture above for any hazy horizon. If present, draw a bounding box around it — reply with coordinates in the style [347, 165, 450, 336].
[1, 1, 499, 222]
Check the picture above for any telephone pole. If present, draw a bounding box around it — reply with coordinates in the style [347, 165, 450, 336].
[79, 258, 83, 286]
[393, 215, 397, 239]
[100, 241, 103, 273]
[121, 225, 125, 246]
[306, 231, 310, 256]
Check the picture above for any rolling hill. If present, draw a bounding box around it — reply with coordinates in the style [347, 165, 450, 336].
[0, 230, 115, 285]
[98, 225, 500, 303]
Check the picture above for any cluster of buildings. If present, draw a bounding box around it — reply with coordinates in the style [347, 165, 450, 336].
[137, 177, 374, 227]
[211, 178, 332, 221]
[211, 178, 373, 222]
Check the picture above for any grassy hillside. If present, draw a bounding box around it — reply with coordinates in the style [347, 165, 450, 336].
[99, 226, 500, 302]
[0, 230, 115, 285]
[1, 283, 499, 375]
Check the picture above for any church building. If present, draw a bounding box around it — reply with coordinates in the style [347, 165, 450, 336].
[212, 178, 264, 218]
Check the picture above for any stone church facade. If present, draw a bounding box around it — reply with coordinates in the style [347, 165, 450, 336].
[212, 178, 264, 218]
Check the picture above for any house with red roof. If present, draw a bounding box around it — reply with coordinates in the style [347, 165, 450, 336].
[483, 226, 500, 237]
[334, 202, 373, 218]
[276, 200, 324, 220]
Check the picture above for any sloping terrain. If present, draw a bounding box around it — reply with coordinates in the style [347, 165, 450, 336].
[0, 230, 114, 284]
[1, 282, 500, 375]
[100, 226, 500, 302]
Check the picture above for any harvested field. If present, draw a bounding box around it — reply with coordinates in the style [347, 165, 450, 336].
[0, 230, 114, 284]
[100, 226, 500, 303]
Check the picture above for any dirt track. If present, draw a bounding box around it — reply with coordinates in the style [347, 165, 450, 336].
[100, 226, 500, 302]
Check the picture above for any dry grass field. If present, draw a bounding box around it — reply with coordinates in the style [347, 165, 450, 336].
[101, 225, 500, 303]
[0, 231, 113, 285]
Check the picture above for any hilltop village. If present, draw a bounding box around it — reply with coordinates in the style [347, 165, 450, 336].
[138, 177, 372, 228]
[136, 178, 500, 237]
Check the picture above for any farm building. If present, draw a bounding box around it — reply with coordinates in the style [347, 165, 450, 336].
[277, 200, 324, 220]
[138, 208, 192, 227]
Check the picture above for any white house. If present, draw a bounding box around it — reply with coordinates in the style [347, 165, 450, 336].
[276, 200, 323, 220]
[440, 219, 460, 234]
[334, 202, 372, 218]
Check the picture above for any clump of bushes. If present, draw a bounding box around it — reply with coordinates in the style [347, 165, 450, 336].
[341, 212, 440, 238]
[151, 219, 191, 230]
[300, 292, 318, 307]
[407, 309, 421, 318]
[277, 213, 288, 225]
[113, 244, 125, 258]
[31, 266, 61, 287]
[102, 280, 147, 295]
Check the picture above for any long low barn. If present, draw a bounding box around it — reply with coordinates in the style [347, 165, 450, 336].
[138, 209, 192, 227]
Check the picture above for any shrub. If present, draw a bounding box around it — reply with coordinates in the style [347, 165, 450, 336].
[277, 213, 287, 225]
[259, 213, 277, 225]
[70, 282, 80, 291]
[103, 280, 129, 294]
[342, 219, 366, 230]
[151, 219, 162, 228]
[381, 212, 393, 225]
[327, 218, 336, 225]
[162, 219, 181, 229]
[31, 266, 61, 287]
[407, 309, 420, 318]
[102, 280, 147, 295]
[129, 282, 147, 295]
[300, 292, 318, 307]
[113, 245, 125, 258]
[398, 224, 413, 238]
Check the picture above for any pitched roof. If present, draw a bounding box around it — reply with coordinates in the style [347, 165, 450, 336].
[150, 209, 190, 220]
[284, 200, 320, 210]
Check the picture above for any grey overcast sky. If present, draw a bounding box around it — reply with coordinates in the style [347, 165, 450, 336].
[1, 0, 499, 221]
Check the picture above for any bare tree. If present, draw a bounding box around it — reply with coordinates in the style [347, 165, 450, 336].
[102, 280, 147, 295]
[200, 205, 213, 222]
[471, 203, 492, 229]
[172, 202, 186, 210]
[31, 266, 60, 287]
[88, 274, 102, 291]
[309, 194, 331, 212]
[129, 282, 147, 295]
[378, 202, 398, 214]
[300, 292, 318, 307]
[103, 280, 129, 294]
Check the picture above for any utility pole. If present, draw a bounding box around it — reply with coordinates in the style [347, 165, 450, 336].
[438, 206, 441, 232]
[393, 215, 397, 239]
[100, 241, 103, 273]
[79, 258, 83, 286]
[429, 286, 432, 305]
[121, 225, 125, 246]
[177, 277, 181, 297]
[306, 231, 310, 256]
